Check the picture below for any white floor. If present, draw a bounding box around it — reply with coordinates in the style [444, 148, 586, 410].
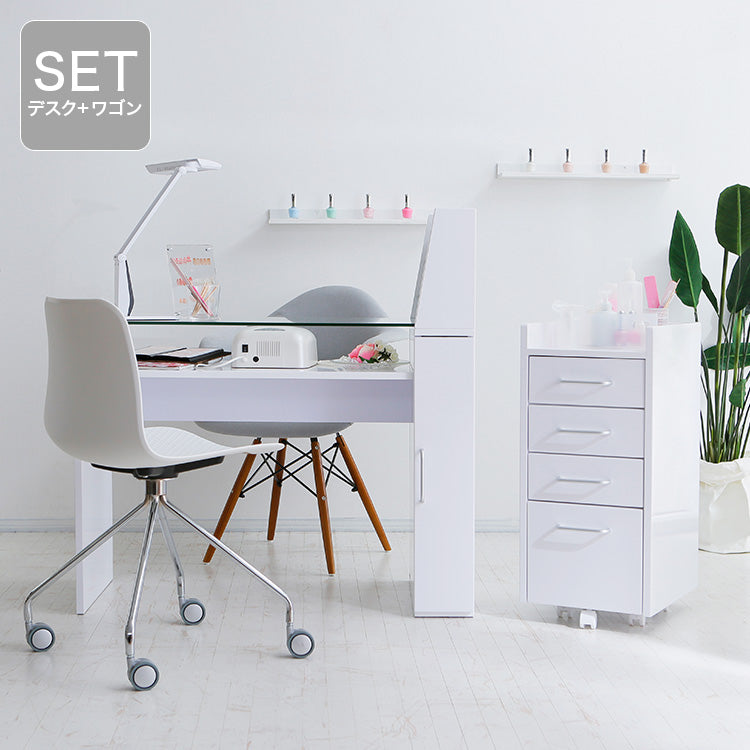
[2, 529, 750, 749]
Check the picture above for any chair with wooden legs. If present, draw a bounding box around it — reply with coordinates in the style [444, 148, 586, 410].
[197, 286, 393, 573]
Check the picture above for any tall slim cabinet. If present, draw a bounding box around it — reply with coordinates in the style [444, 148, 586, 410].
[520, 322, 700, 628]
[413, 208, 476, 617]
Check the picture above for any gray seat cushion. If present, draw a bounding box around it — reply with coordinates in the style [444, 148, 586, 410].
[197, 287, 385, 441]
[197, 421, 353, 439]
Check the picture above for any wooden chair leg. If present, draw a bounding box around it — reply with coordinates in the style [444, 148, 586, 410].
[336, 433, 391, 551]
[311, 438, 335, 574]
[203, 438, 262, 563]
[267, 439, 287, 540]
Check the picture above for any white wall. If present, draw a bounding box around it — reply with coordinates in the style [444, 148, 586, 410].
[2, 0, 748, 529]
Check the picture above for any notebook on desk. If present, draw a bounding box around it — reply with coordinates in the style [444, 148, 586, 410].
[135, 346, 227, 364]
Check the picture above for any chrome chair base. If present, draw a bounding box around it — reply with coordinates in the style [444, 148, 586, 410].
[24, 478, 314, 691]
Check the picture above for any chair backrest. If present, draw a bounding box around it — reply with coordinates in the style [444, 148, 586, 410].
[44, 297, 153, 468]
[270, 286, 387, 360]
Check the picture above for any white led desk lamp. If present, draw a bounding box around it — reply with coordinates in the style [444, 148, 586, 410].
[113, 158, 221, 317]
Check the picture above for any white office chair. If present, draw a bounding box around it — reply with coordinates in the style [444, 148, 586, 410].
[25, 298, 314, 692]
[197, 286, 392, 574]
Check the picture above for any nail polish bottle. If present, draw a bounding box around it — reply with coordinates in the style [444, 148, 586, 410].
[288, 193, 299, 219]
[563, 148, 573, 173]
[525, 148, 536, 172]
[363, 194, 374, 219]
[601, 148, 611, 173]
[402, 194, 413, 219]
[639, 149, 649, 174]
[326, 193, 336, 219]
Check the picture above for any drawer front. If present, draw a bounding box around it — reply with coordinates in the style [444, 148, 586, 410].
[528, 453, 644, 508]
[526, 500, 643, 614]
[528, 404, 644, 458]
[528, 356, 645, 408]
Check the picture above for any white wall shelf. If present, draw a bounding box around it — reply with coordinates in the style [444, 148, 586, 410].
[496, 163, 679, 181]
[268, 209, 428, 225]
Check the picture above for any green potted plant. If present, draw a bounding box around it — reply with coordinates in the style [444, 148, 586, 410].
[669, 184, 750, 552]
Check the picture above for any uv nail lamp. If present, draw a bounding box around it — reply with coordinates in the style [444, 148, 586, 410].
[231, 326, 318, 369]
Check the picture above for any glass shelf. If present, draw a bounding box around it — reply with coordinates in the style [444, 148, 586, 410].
[496, 163, 679, 181]
[128, 316, 414, 328]
[267, 209, 427, 225]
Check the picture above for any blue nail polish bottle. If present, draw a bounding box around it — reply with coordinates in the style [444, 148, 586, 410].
[288, 193, 299, 219]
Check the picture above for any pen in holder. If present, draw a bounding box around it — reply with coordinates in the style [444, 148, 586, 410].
[167, 245, 221, 319]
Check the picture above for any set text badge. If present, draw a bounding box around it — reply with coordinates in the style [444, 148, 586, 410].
[21, 21, 150, 150]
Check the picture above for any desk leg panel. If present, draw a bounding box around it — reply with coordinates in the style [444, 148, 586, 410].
[75, 462, 113, 614]
[413, 336, 475, 616]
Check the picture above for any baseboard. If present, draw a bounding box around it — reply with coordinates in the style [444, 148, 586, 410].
[0, 518, 519, 533]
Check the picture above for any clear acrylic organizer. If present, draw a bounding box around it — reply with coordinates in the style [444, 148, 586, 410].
[166, 245, 220, 319]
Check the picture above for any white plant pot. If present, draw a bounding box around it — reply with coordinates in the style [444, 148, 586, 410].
[699, 458, 750, 553]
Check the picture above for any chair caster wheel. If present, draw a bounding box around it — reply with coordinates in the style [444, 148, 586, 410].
[128, 658, 159, 691]
[26, 622, 55, 652]
[180, 598, 206, 625]
[579, 609, 597, 629]
[287, 629, 315, 658]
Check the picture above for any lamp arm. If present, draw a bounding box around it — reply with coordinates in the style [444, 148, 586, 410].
[113, 166, 187, 315]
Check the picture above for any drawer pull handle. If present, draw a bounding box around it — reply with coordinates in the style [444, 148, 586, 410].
[556, 427, 612, 436]
[556, 523, 611, 535]
[418, 449, 425, 504]
[559, 378, 613, 386]
[556, 476, 611, 486]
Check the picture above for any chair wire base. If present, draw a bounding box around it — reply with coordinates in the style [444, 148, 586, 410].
[24, 478, 313, 690]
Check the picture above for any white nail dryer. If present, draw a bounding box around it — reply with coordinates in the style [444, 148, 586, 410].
[231, 326, 318, 369]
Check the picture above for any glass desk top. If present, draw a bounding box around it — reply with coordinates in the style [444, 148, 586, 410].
[128, 316, 414, 327]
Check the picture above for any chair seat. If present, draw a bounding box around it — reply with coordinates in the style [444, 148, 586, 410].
[143, 426, 282, 464]
[196, 422, 353, 439]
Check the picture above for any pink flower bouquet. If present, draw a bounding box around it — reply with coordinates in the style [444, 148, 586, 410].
[348, 340, 398, 364]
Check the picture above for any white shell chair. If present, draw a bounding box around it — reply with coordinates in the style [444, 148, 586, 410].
[25, 298, 314, 692]
[197, 286, 392, 574]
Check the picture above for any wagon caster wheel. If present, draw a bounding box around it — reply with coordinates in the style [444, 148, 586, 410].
[128, 658, 160, 691]
[180, 598, 206, 626]
[579, 609, 597, 629]
[287, 629, 315, 658]
[26, 622, 55, 652]
[628, 614, 646, 628]
[556, 607, 570, 621]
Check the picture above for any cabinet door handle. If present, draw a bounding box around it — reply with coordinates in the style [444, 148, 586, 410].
[556, 476, 611, 485]
[556, 427, 612, 436]
[418, 449, 425, 504]
[559, 378, 613, 386]
[556, 523, 611, 535]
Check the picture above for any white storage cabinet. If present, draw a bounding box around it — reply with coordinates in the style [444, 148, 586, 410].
[520, 322, 701, 628]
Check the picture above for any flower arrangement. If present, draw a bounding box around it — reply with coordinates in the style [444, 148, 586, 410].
[348, 340, 399, 364]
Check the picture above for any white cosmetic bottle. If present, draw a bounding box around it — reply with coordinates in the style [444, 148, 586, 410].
[617, 261, 643, 316]
[591, 292, 618, 347]
[615, 261, 644, 346]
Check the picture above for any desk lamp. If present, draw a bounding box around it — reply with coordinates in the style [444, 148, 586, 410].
[114, 158, 221, 316]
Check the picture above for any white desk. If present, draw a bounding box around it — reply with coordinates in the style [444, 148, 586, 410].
[75, 208, 476, 617]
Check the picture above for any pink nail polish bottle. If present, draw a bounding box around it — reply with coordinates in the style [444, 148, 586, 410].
[363, 194, 374, 219]
[562, 148, 573, 173]
[402, 194, 413, 219]
[601, 148, 611, 173]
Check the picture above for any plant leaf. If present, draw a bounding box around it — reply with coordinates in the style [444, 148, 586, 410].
[716, 184, 750, 255]
[727, 251, 750, 312]
[703, 274, 719, 313]
[669, 211, 702, 308]
[704, 343, 750, 370]
[730, 379, 747, 408]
